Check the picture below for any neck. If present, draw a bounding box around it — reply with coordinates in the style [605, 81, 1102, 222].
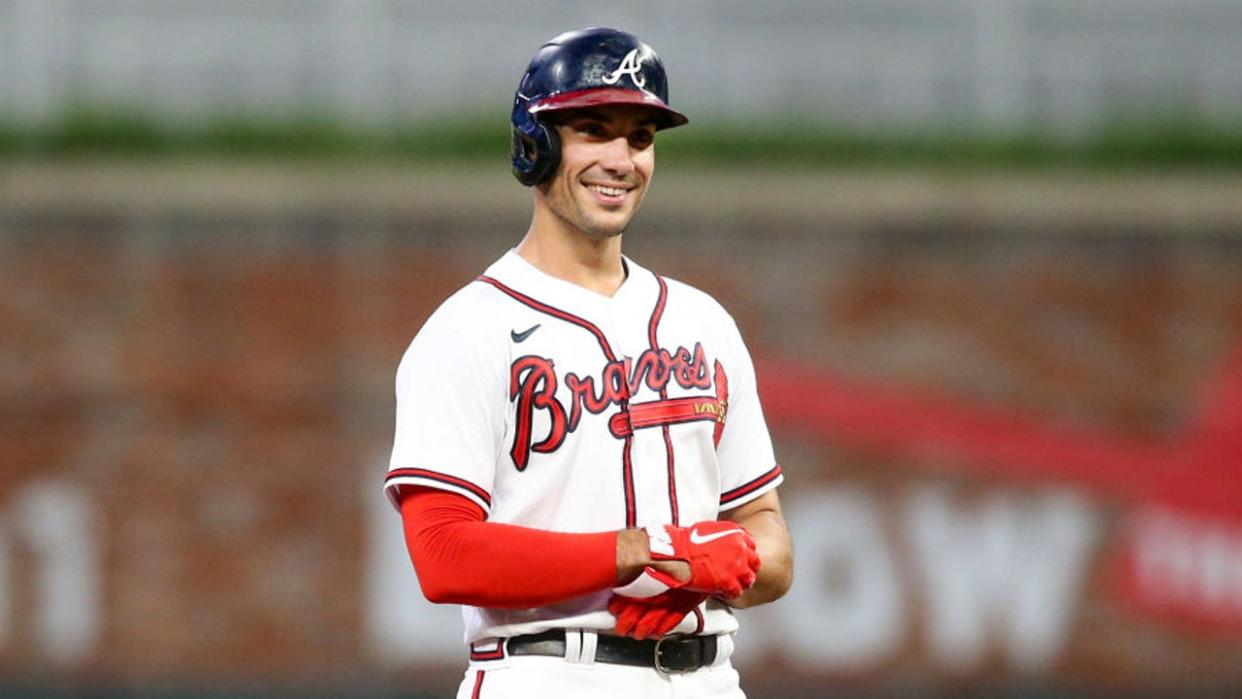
[515, 205, 627, 297]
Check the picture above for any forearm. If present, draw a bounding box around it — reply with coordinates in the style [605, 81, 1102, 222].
[720, 493, 793, 609]
[402, 488, 620, 608]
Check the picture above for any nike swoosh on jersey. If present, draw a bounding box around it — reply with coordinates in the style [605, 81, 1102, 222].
[689, 528, 745, 545]
[511, 324, 541, 343]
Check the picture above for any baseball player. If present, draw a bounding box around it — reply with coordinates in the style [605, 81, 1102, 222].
[385, 28, 793, 699]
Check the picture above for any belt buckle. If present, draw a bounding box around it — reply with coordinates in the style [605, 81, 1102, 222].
[653, 636, 690, 675]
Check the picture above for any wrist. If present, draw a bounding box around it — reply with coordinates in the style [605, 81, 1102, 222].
[614, 528, 651, 585]
[641, 524, 691, 582]
[615, 525, 691, 586]
[613, 526, 693, 598]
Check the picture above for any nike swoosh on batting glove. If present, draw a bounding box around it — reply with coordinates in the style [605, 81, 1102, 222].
[662, 521, 760, 598]
[613, 522, 759, 600]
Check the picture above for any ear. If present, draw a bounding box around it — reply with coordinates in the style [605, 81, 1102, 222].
[511, 119, 562, 186]
[535, 122, 562, 184]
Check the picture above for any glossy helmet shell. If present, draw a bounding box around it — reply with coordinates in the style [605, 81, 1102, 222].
[510, 27, 689, 186]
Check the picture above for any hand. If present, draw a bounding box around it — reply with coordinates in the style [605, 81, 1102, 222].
[609, 588, 709, 640]
[650, 521, 760, 599]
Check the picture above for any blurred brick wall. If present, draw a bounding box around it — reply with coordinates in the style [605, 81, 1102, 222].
[1, 164, 1241, 692]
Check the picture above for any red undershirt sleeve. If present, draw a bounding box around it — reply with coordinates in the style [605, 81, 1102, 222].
[399, 486, 619, 608]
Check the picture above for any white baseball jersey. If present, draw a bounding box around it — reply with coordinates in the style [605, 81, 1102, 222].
[385, 250, 782, 650]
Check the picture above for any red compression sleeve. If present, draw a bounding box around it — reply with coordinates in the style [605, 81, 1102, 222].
[399, 487, 619, 608]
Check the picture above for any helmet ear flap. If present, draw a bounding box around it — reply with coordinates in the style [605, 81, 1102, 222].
[511, 118, 561, 186]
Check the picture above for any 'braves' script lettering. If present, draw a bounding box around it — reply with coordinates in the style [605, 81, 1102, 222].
[566, 343, 710, 430]
[508, 343, 714, 466]
[509, 355, 567, 470]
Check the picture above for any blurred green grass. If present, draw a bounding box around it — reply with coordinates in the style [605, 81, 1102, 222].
[2, 109, 1241, 169]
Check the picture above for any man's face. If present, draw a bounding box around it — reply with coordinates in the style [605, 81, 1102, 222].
[538, 105, 658, 239]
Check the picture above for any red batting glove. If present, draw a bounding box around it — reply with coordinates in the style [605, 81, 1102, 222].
[649, 521, 761, 599]
[609, 588, 710, 640]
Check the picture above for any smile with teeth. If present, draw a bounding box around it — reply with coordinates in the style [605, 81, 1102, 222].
[586, 183, 630, 197]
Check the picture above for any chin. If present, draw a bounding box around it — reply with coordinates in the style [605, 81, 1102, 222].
[549, 193, 636, 239]
[580, 222, 627, 240]
[576, 209, 633, 239]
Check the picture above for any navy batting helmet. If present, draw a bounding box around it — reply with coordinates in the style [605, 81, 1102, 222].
[510, 27, 689, 186]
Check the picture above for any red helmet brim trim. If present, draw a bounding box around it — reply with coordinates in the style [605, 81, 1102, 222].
[529, 88, 689, 128]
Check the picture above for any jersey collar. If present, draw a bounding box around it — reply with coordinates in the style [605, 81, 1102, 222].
[484, 249, 654, 320]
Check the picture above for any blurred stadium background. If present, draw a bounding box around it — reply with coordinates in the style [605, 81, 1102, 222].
[3, 2, 1242, 698]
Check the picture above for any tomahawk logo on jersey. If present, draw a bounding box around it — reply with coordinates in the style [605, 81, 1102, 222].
[385, 250, 782, 643]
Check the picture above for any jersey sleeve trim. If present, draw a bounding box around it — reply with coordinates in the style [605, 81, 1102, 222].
[719, 464, 783, 510]
[384, 467, 492, 514]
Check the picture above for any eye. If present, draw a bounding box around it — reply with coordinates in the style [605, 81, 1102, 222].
[576, 122, 607, 138]
[629, 129, 655, 149]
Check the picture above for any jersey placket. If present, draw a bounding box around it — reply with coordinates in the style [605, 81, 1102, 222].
[599, 300, 641, 530]
[606, 275, 681, 528]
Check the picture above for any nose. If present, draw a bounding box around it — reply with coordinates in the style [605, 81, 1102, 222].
[600, 136, 635, 177]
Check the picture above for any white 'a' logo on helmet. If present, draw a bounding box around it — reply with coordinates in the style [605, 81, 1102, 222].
[602, 48, 646, 88]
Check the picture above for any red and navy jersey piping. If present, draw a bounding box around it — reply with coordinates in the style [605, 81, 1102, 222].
[386, 467, 492, 509]
[476, 275, 618, 363]
[647, 273, 680, 525]
[720, 464, 783, 508]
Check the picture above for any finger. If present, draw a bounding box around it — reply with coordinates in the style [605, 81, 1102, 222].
[647, 613, 679, 639]
[615, 607, 641, 637]
[613, 601, 647, 637]
[631, 611, 658, 640]
[608, 595, 627, 616]
[654, 610, 687, 637]
[634, 608, 673, 640]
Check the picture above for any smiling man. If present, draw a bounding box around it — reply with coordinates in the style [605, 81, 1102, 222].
[533, 106, 655, 238]
[384, 28, 792, 699]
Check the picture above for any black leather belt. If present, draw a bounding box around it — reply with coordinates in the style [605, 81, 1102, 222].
[506, 629, 718, 674]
